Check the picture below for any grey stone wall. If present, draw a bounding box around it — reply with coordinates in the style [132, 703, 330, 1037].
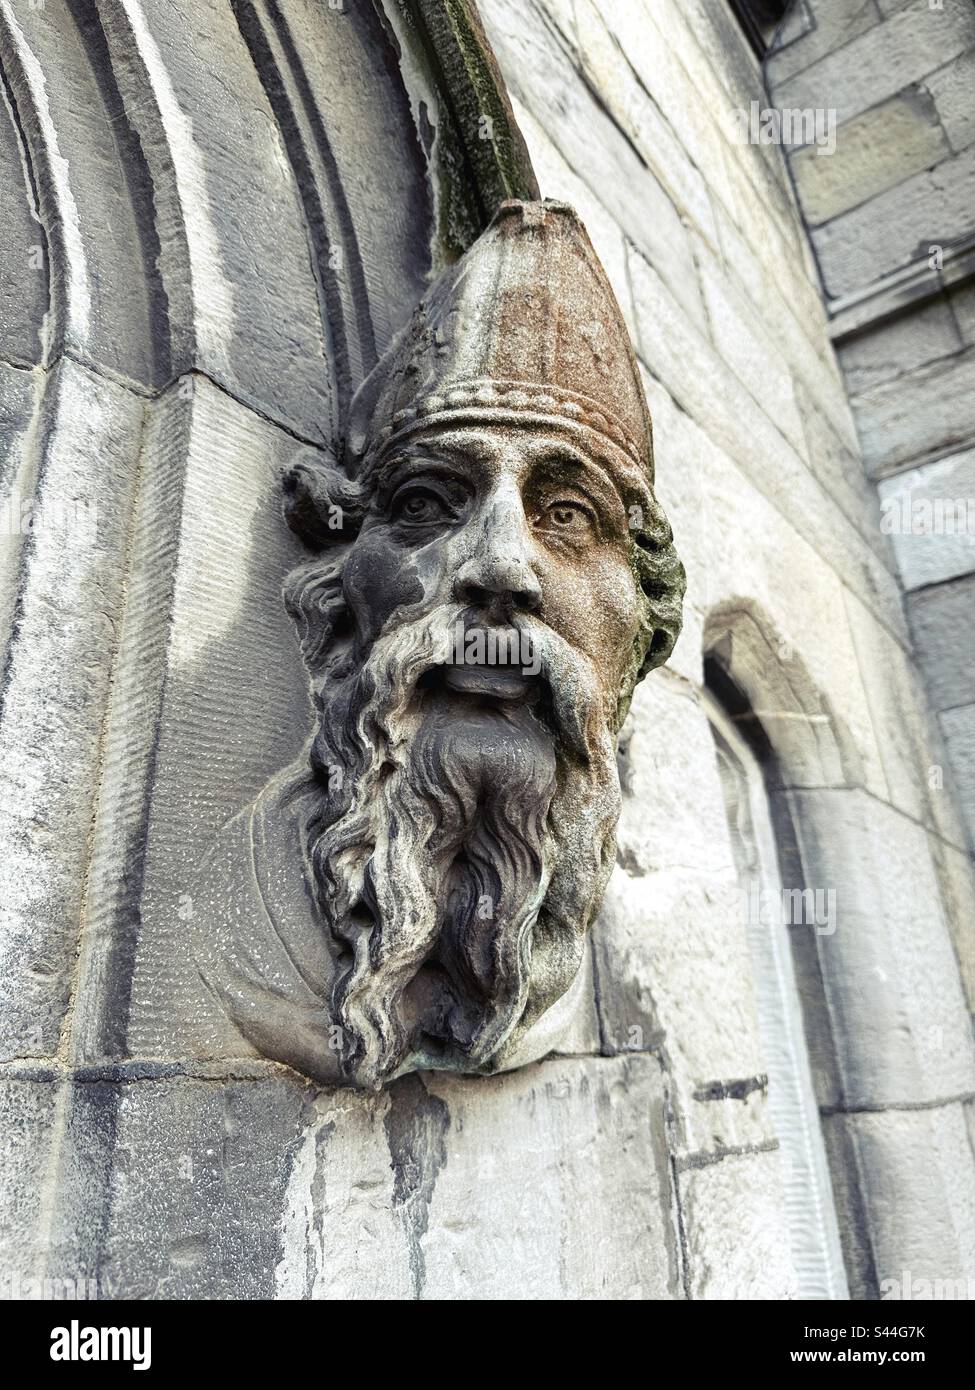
[768, 0, 975, 853]
[1, 0, 973, 1301]
[478, 0, 975, 1298]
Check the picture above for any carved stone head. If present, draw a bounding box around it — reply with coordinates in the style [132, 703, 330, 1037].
[195, 200, 684, 1089]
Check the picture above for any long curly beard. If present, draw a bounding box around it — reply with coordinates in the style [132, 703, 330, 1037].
[303, 601, 621, 1090]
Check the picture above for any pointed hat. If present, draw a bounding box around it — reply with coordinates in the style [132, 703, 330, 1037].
[346, 200, 654, 487]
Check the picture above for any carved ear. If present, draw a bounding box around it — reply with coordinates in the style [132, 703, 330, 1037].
[283, 451, 363, 548]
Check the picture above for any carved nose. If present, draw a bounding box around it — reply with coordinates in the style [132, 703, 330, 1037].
[453, 500, 542, 614]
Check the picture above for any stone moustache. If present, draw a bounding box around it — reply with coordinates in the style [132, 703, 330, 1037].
[190, 200, 686, 1090]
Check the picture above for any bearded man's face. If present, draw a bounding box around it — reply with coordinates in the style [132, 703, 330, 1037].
[304, 421, 651, 1088]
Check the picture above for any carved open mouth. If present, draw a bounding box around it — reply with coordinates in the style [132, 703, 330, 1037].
[418, 660, 543, 705]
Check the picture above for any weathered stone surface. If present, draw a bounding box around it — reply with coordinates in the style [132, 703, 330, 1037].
[852, 348, 975, 476]
[479, 0, 705, 332]
[766, 0, 881, 87]
[772, 0, 975, 130]
[907, 573, 975, 711]
[926, 49, 975, 154]
[793, 90, 951, 226]
[277, 1055, 679, 1299]
[942, 705, 975, 838]
[49, 1074, 308, 1299]
[697, 253, 806, 455]
[851, 1105, 975, 1292]
[0, 1079, 59, 1282]
[877, 448, 975, 590]
[844, 586, 967, 846]
[928, 835, 975, 1010]
[838, 295, 962, 395]
[0, 360, 144, 1061]
[713, 199, 857, 446]
[819, 1113, 879, 1300]
[679, 1149, 796, 1299]
[79, 376, 313, 1064]
[594, 674, 774, 1157]
[0, 74, 47, 367]
[813, 146, 975, 300]
[629, 257, 909, 644]
[788, 788, 975, 1107]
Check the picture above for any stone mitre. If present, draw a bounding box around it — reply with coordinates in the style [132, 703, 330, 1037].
[344, 198, 655, 494]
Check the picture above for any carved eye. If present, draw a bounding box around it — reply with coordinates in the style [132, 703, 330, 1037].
[537, 500, 593, 535]
[393, 487, 450, 524]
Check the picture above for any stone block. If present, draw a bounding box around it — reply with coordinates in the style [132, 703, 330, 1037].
[844, 587, 967, 845]
[820, 1113, 879, 1300]
[0, 360, 145, 1061]
[792, 89, 951, 225]
[852, 347, 975, 476]
[837, 295, 962, 395]
[479, 0, 704, 332]
[789, 788, 975, 1107]
[697, 254, 806, 455]
[679, 1148, 796, 1299]
[0, 1078, 59, 1282]
[420, 1057, 678, 1299]
[771, 0, 975, 130]
[75, 377, 313, 1062]
[851, 1105, 975, 1292]
[280, 1055, 680, 1300]
[926, 49, 975, 153]
[928, 836, 975, 1010]
[812, 146, 975, 300]
[942, 704, 975, 839]
[594, 676, 775, 1155]
[907, 573, 975, 711]
[628, 257, 909, 645]
[571, 0, 718, 248]
[766, 0, 881, 88]
[878, 449, 975, 590]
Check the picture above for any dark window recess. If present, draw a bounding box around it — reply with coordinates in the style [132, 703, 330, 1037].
[727, 0, 790, 59]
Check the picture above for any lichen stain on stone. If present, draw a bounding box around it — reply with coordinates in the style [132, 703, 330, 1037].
[383, 1073, 450, 1298]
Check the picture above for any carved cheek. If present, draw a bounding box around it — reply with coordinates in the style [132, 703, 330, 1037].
[545, 547, 640, 672]
[342, 534, 425, 644]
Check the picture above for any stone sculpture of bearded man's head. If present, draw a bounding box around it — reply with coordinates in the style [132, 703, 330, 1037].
[191, 201, 684, 1090]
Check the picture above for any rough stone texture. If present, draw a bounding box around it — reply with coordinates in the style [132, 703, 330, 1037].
[0, 1079, 59, 1282]
[852, 349, 975, 477]
[679, 1149, 797, 1300]
[851, 1106, 975, 1292]
[774, 0, 975, 861]
[3, 0, 974, 1303]
[769, 0, 975, 133]
[837, 295, 962, 396]
[942, 706, 975, 840]
[792, 90, 951, 227]
[812, 146, 975, 302]
[878, 449, 975, 590]
[0, 360, 145, 1061]
[925, 48, 975, 154]
[907, 574, 975, 712]
[788, 788, 975, 1109]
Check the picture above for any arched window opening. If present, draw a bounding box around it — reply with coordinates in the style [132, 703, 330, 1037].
[727, 0, 791, 58]
[705, 657, 848, 1299]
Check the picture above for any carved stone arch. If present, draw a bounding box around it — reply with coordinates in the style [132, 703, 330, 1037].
[701, 597, 975, 1296]
[703, 598, 865, 792]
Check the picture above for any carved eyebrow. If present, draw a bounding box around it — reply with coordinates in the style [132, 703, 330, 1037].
[522, 440, 630, 514]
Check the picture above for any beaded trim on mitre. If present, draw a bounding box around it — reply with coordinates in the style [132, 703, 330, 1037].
[375, 379, 647, 470]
